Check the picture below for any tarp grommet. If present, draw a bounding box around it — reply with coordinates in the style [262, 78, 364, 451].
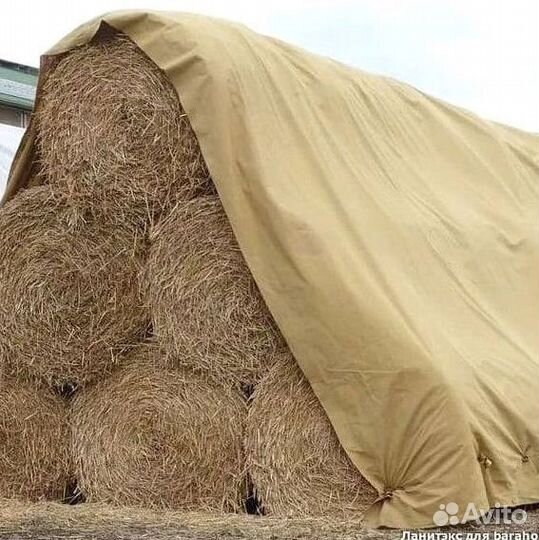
[478, 455, 492, 468]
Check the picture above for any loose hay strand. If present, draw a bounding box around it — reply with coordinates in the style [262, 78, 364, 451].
[71, 346, 246, 510]
[0, 501, 372, 540]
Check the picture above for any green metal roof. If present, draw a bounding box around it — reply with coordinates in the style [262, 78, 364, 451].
[0, 59, 38, 111]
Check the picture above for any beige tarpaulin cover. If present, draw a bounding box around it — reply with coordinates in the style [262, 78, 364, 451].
[3, 11, 539, 529]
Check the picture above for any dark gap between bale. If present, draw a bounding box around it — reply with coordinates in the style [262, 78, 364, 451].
[0, 377, 71, 501]
[244, 474, 265, 516]
[245, 354, 378, 518]
[63, 479, 86, 506]
[34, 28, 214, 216]
[241, 383, 256, 400]
[147, 195, 286, 387]
[0, 185, 149, 388]
[143, 320, 155, 341]
[71, 345, 246, 511]
[56, 381, 79, 401]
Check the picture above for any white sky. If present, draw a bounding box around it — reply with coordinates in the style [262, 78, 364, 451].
[0, 0, 538, 133]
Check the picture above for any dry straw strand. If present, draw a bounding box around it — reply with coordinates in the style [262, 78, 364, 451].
[35, 30, 213, 214]
[246, 354, 378, 518]
[147, 195, 285, 386]
[1, 502, 537, 540]
[0, 501, 371, 540]
[71, 345, 246, 511]
[0, 185, 149, 388]
[0, 378, 70, 501]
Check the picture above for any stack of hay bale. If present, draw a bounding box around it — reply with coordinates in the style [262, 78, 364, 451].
[0, 29, 375, 516]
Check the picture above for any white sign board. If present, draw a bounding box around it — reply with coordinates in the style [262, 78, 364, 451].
[0, 124, 25, 198]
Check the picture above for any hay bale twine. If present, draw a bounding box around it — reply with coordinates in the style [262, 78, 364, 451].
[0, 186, 149, 388]
[35, 30, 212, 211]
[147, 196, 285, 385]
[71, 346, 246, 510]
[246, 355, 377, 517]
[0, 377, 70, 501]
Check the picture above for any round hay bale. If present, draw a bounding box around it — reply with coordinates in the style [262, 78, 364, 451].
[35, 30, 212, 211]
[0, 377, 70, 501]
[71, 346, 246, 510]
[0, 186, 149, 388]
[246, 354, 377, 517]
[147, 196, 285, 385]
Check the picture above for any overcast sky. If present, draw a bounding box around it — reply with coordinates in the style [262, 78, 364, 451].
[0, 0, 538, 133]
